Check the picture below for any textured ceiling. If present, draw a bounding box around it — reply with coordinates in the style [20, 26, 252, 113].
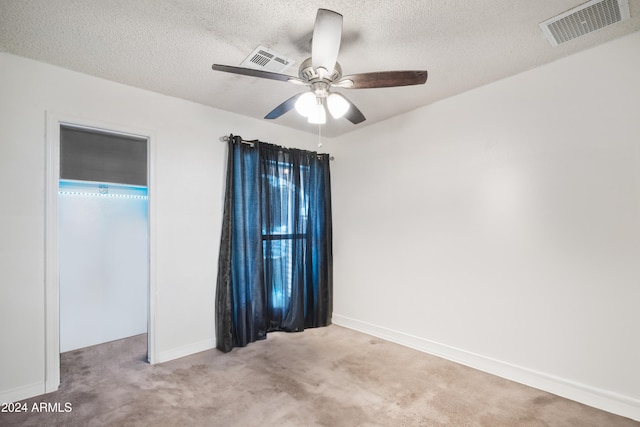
[1, 0, 639, 137]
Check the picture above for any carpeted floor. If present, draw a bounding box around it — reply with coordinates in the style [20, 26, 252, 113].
[1, 325, 638, 426]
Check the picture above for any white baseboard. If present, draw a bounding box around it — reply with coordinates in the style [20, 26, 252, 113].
[154, 338, 215, 364]
[0, 382, 44, 405]
[332, 313, 640, 422]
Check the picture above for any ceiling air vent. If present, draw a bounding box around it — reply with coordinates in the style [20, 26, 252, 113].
[539, 0, 631, 46]
[239, 46, 295, 73]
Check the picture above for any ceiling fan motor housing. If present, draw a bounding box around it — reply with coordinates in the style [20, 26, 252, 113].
[298, 57, 342, 83]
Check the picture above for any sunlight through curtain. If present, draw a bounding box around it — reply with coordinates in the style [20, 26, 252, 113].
[216, 136, 332, 352]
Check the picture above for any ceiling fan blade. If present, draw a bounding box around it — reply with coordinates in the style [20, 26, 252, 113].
[335, 70, 428, 89]
[264, 93, 304, 120]
[338, 93, 366, 124]
[212, 64, 305, 84]
[311, 9, 343, 75]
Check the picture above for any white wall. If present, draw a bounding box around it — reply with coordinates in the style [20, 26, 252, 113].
[327, 31, 640, 420]
[0, 52, 320, 403]
[59, 181, 149, 352]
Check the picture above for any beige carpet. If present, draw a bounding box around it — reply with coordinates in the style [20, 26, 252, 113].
[2, 325, 637, 426]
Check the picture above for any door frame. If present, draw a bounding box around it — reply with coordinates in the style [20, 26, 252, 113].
[44, 112, 158, 393]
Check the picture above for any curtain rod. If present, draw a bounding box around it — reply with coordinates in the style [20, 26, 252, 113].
[220, 135, 334, 161]
[220, 135, 257, 147]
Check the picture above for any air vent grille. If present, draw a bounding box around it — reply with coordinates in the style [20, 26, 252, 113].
[539, 0, 631, 46]
[240, 46, 294, 73]
[250, 50, 273, 67]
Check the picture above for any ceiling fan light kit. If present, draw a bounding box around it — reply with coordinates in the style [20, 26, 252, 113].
[294, 87, 350, 124]
[327, 93, 350, 119]
[308, 101, 327, 125]
[212, 8, 428, 126]
[294, 92, 317, 117]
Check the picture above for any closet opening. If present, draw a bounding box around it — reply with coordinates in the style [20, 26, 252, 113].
[59, 125, 149, 353]
[45, 115, 155, 393]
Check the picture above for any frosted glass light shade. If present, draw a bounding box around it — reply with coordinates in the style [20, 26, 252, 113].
[327, 93, 350, 119]
[308, 103, 326, 124]
[294, 92, 316, 117]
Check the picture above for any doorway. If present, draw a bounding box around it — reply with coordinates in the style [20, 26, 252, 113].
[45, 113, 157, 393]
[58, 123, 148, 351]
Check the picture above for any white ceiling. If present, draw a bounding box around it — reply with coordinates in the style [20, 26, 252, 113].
[1, 0, 639, 137]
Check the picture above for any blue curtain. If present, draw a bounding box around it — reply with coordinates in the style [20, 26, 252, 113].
[216, 136, 332, 352]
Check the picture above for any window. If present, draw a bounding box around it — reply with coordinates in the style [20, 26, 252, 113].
[216, 137, 332, 352]
[261, 162, 309, 312]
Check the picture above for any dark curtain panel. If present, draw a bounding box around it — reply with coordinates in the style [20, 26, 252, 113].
[215, 137, 332, 352]
[216, 137, 267, 352]
[307, 152, 333, 327]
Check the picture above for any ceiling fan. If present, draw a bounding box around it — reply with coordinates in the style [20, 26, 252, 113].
[211, 9, 428, 125]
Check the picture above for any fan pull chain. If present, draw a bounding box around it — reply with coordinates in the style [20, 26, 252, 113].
[318, 123, 322, 148]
